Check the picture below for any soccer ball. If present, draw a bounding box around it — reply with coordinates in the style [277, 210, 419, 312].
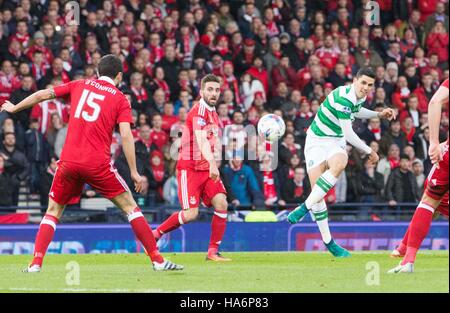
[257, 113, 286, 141]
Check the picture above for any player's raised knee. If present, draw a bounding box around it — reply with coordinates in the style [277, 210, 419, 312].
[182, 208, 199, 222]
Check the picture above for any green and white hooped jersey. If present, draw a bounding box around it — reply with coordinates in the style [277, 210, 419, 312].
[309, 84, 367, 138]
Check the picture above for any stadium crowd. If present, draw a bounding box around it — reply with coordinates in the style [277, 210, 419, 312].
[0, 0, 448, 213]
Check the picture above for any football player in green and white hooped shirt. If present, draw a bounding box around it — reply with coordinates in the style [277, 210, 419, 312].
[287, 67, 397, 257]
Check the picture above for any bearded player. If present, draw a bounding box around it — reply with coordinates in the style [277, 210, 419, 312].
[1, 55, 183, 272]
[152, 74, 231, 261]
[388, 78, 449, 274]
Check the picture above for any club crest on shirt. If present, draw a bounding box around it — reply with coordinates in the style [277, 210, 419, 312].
[190, 196, 197, 205]
[341, 107, 351, 114]
[197, 117, 206, 126]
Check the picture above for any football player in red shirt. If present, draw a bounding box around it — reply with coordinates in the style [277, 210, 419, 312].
[389, 78, 449, 274]
[1, 55, 183, 272]
[153, 74, 231, 261]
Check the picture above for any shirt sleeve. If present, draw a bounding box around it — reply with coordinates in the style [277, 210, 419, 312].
[441, 79, 449, 89]
[340, 119, 372, 155]
[53, 80, 75, 98]
[354, 108, 379, 119]
[116, 97, 133, 125]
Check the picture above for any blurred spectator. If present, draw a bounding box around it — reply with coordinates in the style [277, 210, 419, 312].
[246, 55, 269, 95]
[377, 143, 401, 185]
[0, 60, 21, 107]
[222, 156, 264, 207]
[39, 156, 57, 207]
[354, 36, 384, 69]
[426, 21, 448, 65]
[162, 171, 179, 205]
[412, 159, 426, 190]
[360, 117, 382, 144]
[161, 102, 179, 135]
[356, 157, 385, 203]
[271, 55, 297, 92]
[24, 118, 49, 197]
[149, 114, 168, 152]
[9, 74, 35, 131]
[278, 132, 301, 166]
[29, 84, 69, 136]
[281, 166, 310, 205]
[424, 2, 449, 35]
[241, 73, 265, 111]
[37, 57, 70, 89]
[0, 132, 29, 205]
[256, 152, 284, 207]
[400, 94, 421, 127]
[380, 120, 408, 156]
[0, 154, 14, 207]
[45, 113, 64, 151]
[385, 154, 421, 205]
[145, 150, 169, 204]
[413, 72, 436, 113]
[391, 76, 411, 111]
[129, 72, 151, 114]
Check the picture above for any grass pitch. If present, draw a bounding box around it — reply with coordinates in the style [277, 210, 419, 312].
[0, 251, 447, 293]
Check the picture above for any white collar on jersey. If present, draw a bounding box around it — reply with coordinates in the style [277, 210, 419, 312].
[199, 98, 216, 112]
[98, 76, 116, 86]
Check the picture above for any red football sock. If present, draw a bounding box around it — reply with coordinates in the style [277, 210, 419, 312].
[208, 210, 227, 251]
[31, 214, 59, 267]
[398, 226, 410, 255]
[156, 211, 185, 236]
[128, 207, 163, 263]
[403, 205, 434, 265]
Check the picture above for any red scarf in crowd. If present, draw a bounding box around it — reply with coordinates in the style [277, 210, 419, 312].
[131, 86, 148, 103]
[388, 157, 400, 169]
[182, 34, 191, 54]
[223, 74, 241, 104]
[402, 127, 416, 143]
[294, 181, 304, 198]
[265, 21, 279, 37]
[263, 171, 277, 202]
[31, 63, 48, 81]
[149, 45, 164, 64]
[369, 125, 382, 141]
[154, 79, 170, 101]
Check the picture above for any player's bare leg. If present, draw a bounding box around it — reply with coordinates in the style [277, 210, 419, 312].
[111, 192, 183, 271]
[288, 153, 351, 257]
[388, 194, 442, 274]
[206, 193, 231, 262]
[23, 199, 65, 273]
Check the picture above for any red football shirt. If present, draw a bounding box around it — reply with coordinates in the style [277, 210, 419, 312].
[177, 99, 220, 171]
[53, 76, 132, 166]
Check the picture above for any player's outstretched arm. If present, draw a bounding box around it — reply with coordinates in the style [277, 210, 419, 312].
[0, 88, 56, 114]
[341, 119, 379, 164]
[354, 107, 396, 121]
[119, 122, 144, 193]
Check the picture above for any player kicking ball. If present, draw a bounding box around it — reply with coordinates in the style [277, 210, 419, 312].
[1, 55, 183, 272]
[287, 68, 396, 257]
[152, 74, 231, 262]
[388, 79, 449, 274]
